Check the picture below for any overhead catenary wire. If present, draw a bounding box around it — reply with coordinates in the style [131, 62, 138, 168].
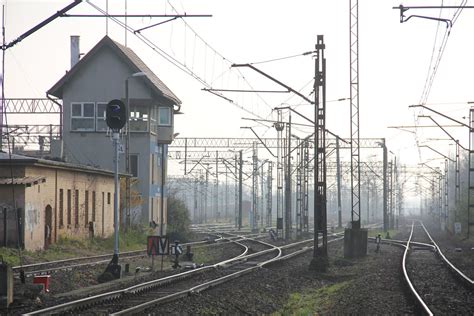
[411, 0, 467, 163]
[85, 0, 270, 121]
[249, 51, 313, 65]
[165, 0, 275, 114]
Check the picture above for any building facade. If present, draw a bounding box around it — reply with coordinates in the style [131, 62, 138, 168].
[47, 35, 181, 230]
[0, 153, 116, 251]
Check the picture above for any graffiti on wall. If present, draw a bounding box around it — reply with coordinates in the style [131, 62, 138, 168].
[25, 202, 39, 239]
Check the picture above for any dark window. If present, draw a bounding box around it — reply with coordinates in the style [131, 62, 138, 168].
[107, 192, 111, 205]
[85, 190, 89, 226]
[72, 103, 82, 116]
[158, 107, 171, 126]
[59, 189, 64, 227]
[83, 103, 94, 117]
[67, 189, 72, 225]
[92, 191, 96, 222]
[71, 102, 95, 131]
[74, 190, 79, 227]
[130, 154, 139, 177]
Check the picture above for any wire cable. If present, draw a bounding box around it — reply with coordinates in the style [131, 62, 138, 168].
[86, 0, 270, 121]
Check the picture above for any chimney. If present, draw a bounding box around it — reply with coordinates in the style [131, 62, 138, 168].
[70, 35, 80, 68]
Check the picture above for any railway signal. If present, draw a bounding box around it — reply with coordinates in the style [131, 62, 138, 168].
[106, 99, 127, 130]
[99, 99, 128, 282]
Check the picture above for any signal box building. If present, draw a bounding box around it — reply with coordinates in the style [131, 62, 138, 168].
[0, 153, 116, 251]
[47, 35, 182, 230]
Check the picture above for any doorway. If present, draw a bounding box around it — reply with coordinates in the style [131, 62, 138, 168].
[44, 205, 52, 249]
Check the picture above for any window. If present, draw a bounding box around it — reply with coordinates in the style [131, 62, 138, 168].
[92, 191, 96, 222]
[107, 192, 111, 205]
[59, 189, 64, 227]
[96, 103, 108, 131]
[85, 190, 89, 226]
[158, 107, 171, 126]
[74, 190, 79, 227]
[130, 154, 139, 177]
[130, 106, 149, 131]
[71, 102, 95, 131]
[67, 189, 72, 225]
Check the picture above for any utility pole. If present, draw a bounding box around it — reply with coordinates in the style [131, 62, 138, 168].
[303, 140, 310, 233]
[193, 178, 198, 223]
[336, 137, 342, 228]
[455, 142, 460, 222]
[382, 140, 388, 232]
[284, 113, 292, 240]
[295, 137, 302, 238]
[349, 0, 361, 229]
[469, 107, 474, 238]
[266, 161, 273, 227]
[310, 35, 328, 270]
[366, 175, 370, 224]
[252, 142, 258, 232]
[276, 110, 285, 238]
[438, 172, 442, 228]
[444, 159, 448, 231]
[204, 167, 208, 223]
[234, 153, 239, 228]
[225, 165, 228, 221]
[260, 161, 265, 229]
[238, 150, 243, 230]
[215, 151, 219, 221]
[389, 160, 394, 230]
[394, 156, 399, 229]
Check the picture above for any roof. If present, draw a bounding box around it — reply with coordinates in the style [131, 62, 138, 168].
[0, 176, 46, 186]
[47, 35, 181, 105]
[0, 152, 122, 178]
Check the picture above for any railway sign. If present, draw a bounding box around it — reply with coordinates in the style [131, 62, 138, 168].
[147, 236, 169, 256]
[170, 244, 183, 255]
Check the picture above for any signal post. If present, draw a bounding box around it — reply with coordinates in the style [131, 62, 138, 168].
[99, 99, 127, 282]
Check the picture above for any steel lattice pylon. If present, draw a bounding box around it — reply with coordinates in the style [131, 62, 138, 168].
[313, 35, 327, 258]
[350, 0, 361, 227]
[275, 110, 285, 238]
[468, 108, 474, 237]
[302, 140, 310, 233]
[266, 161, 273, 227]
[295, 138, 302, 238]
[251, 142, 258, 232]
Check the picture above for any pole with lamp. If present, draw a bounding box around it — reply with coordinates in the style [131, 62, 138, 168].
[125, 71, 146, 231]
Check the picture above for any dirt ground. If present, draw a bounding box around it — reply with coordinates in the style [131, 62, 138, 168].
[7, 222, 473, 315]
[150, 236, 416, 315]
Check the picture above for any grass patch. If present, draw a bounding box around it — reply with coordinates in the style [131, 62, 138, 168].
[368, 229, 398, 239]
[192, 246, 218, 264]
[0, 227, 151, 266]
[0, 247, 23, 266]
[274, 281, 350, 315]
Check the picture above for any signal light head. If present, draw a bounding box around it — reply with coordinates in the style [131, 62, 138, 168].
[106, 99, 127, 130]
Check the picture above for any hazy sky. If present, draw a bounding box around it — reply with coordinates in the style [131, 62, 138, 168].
[2, 0, 473, 170]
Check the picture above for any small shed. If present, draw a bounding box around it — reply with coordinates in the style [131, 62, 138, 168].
[0, 153, 119, 251]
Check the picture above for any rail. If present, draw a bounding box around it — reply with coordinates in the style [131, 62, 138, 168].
[402, 221, 433, 316]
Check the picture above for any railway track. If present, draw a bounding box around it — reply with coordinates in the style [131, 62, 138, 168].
[401, 221, 473, 315]
[23, 233, 343, 315]
[12, 233, 262, 278]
